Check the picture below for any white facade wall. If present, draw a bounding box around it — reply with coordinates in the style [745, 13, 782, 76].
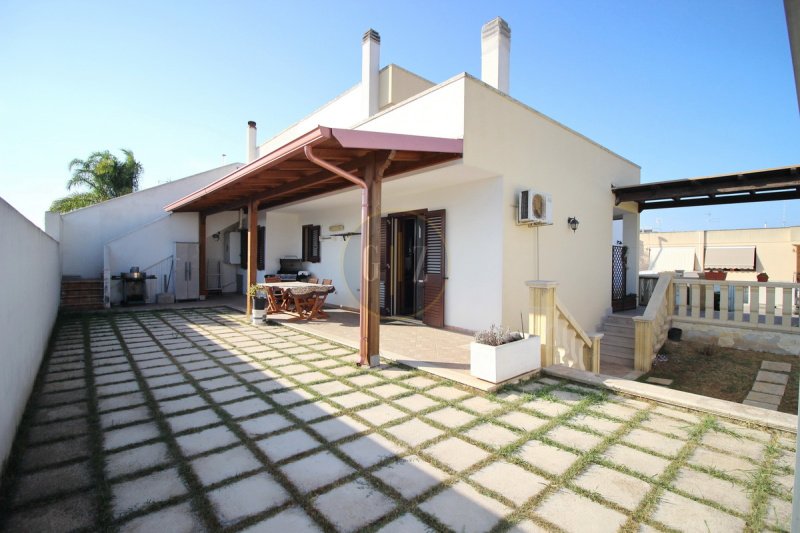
[48, 164, 240, 279]
[105, 213, 198, 303]
[0, 198, 60, 474]
[462, 76, 641, 332]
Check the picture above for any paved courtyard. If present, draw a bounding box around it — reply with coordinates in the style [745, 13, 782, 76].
[0, 307, 795, 532]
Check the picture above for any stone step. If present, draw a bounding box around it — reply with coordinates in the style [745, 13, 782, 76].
[601, 342, 634, 359]
[601, 332, 634, 348]
[604, 315, 636, 327]
[601, 354, 635, 369]
[603, 324, 636, 339]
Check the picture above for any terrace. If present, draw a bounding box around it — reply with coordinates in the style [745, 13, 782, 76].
[0, 307, 794, 532]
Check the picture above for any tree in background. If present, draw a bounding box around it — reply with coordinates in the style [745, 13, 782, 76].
[49, 149, 143, 213]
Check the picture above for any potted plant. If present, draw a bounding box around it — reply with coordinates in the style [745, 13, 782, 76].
[704, 270, 727, 281]
[470, 325, 541, 383]
[247, 284, 267, 323]
[757, 272, 769, 282]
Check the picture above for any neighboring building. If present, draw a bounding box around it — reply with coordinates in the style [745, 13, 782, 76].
[46, 18, 642, 336]
[639, 226, 800, 283]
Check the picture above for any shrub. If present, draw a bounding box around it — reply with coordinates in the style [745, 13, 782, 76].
[474, 325, 523, 346]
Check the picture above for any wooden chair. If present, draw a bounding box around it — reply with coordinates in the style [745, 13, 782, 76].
[322, 279, 333, 285]
[303, 290, 331, 320]
[264, 275, 284, 312]
[307, 276, 319, 284]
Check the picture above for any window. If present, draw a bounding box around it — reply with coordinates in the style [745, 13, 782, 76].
[302, 224, 321, 263]
[240, 226, 266, 270]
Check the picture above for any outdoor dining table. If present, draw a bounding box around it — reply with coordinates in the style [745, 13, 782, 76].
[263, 281, 335, 319]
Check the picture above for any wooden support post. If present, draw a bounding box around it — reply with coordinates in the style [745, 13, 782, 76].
[359, 154, 382, 367]
[246, 200, 258, 316]
[199, 213, 207, 297]
[527, 281, 558, 368]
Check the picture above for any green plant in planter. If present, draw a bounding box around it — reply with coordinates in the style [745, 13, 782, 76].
[247, 284, 267, 312]
[474, 325, 523, 346]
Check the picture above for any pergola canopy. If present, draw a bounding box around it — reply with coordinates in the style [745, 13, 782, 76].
[165, 126, 463, 214]
[613, 165, 800, 211]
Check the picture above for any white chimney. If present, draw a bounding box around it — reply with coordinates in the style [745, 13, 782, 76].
[481, 17, 511, 93]
[361, 29, 380, 117]
[247, 121, 257, 162]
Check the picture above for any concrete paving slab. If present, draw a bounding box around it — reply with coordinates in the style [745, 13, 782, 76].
[701, 430, 764, 463]
[423, 437, 490, 471]
[743, 399, 778, 410]
[385, 418, 444, 447]
[423, 406, 476, 428]
[460, 396, 503, 414]
[470, 460, 549, 505]
[347, 374, 384, 387]
[763, 496, 792, 530]
[624, 428, 685, 457]
[536, 488, 627, 532]
[150, 384, 196, 401]
[28, 417, 90, 444]
[497, 411, 549, 432]
[356, 404, 407, 427]
[507, 519, 550, 532]
[191, 445, 261, 486]
[208, 386, 253, 403]
[269, 388, 315, 406]
[32, 401, 89, 424]
[104, 422, 161, 451]
[330, 391, 378, 409]
[98, 392, 147, 413]
[240, 507, 322, 533]
[602, 444, 670, 479]
[688, 447, 757, 482]
[569, 413, 623, 435]
[761, 361, 792, 373]
[19, 435, 91, 471]
[112, 468, 187, 518]
[376, 513, 431, 533]
[464, 423, 520, 449]
[645, 377, 673, 386]
[220, 397, 271, 418]
[238, 412, 293, 437]
[639, 413, 694, 439]
[166, 409, 221, 434]
[756, 370, 789, 385]
[419, 481, 511, 533]
[292, 371, 330, 384]
[516, 440, 579, 476]
[96, 381, 140, 396]
[425, 385, 471, 401]
[309, 415, 369, 442]
[105, 442, 171, 479]
[550, 389, 587, 404]
[281, 450, 354, 492]
[4, 491, 96, 533]
[288, 401, 339, 422]
[208, 473, 289, 526]
[256, 429, 320, 461]
[373, 455, 449, 498]
[118, 502, 205, 533]
[745, 390, 781, 406]
[521, 399, 572, 418]
[672, 468, 751, 512]
[391, 393, 439, 411]
[401, 376, 438, 389]
[13, 460, 93, 505]
[574, 464, 650, 510]
[546, 426, 603, 452]
[368, 383, 411, 398]
[751, 381, 787, 396]
[338, 433, 406, 468]
[309, 380, 353, 396]
[176, 425, 239, 457]
[651, 490, 745, 532]
[313, 478, 395, 532]
[651, 405, 702, 424]
[157, 395, 208, 415]
[589, 401, 640, 421]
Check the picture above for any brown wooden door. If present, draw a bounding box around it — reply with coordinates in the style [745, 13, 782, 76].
[423, 210, 446, 327]
[379, 217, 391, 315]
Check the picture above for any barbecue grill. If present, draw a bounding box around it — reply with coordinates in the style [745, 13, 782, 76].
[277, 258, 308, 282]
[116, 267, 155, 305]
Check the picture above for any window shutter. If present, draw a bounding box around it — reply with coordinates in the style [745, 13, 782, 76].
[302, 224, 321, 263]
[257, 225, 265, 270]
[240, 230, 248, 267]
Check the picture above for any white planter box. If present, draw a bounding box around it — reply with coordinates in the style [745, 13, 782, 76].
[470, 335, 541, 384]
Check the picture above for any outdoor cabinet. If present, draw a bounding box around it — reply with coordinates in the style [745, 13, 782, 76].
[175, 242, 199, 300]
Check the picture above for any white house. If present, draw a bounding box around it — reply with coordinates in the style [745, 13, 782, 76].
[47, 18, 642, 354]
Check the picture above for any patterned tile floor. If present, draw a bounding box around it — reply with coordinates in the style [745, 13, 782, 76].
[0, 307, 795, 532]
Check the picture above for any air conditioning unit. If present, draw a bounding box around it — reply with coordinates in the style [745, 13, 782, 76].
[517, 190, 553, 225]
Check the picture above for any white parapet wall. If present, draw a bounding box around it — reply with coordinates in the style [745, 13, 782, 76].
[0, 197, 61, 475]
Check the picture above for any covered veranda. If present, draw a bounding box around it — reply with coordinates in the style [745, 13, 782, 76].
[166, 126, 464, 372]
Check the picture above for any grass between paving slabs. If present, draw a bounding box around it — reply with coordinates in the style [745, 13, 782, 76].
[1, 307, 795, 532]
[638, 339, 799, 414]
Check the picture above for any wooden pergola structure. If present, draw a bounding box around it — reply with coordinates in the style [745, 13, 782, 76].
[612, 164, 800, 211]
[165, 126, 463, 367]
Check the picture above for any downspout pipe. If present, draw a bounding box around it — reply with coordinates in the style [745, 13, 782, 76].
[304, 145, 371, 366]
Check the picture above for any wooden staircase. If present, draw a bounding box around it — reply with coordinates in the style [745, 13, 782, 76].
[60, 279, 105, 311]
[600, 313, 635, 372]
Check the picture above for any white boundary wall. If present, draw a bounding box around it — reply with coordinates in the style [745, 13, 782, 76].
[0, 197, 60, 475]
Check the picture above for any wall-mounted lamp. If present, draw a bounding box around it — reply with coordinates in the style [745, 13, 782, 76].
[212, 232, 221, 241]
[567, 217, 580, 233]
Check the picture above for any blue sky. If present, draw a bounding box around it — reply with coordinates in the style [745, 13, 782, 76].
[1, 1, 797, 230]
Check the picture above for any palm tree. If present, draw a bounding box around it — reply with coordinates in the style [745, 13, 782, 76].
[49, 149, 143, 213]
